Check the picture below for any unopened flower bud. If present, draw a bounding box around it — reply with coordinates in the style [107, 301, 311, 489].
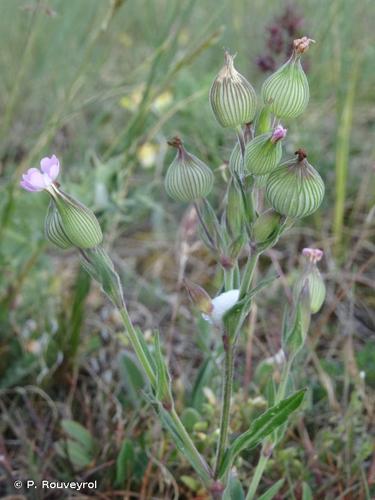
[164, 137, 214, 202]
[183, 279, 213, 315]
[252, 209, 281, 243]
[50, 185, 103, 249]
[266, 149, 324, 218]
[225, 179, 245, 237]
[294, 248, 326, 313]
[245, 125, 287, 176]
[44, 201, 73, 249]
[210, 51, 257, 128]
[261, 37, 314, 119]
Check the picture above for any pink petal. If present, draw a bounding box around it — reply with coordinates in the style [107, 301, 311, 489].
[40, 154, 60, 181]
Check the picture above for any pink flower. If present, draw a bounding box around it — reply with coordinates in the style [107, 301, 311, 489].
[302, 247, 323, 263]
[271, 125, 287, 143]
[20, 155, 60, 192]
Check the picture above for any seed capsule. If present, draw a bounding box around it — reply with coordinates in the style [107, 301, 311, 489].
[261, 37, 314, 119]
[210, 51, 257, 128]
[50, 186, 103, 249]
[44, 201, 73, 249]
[245, 125, 287, 176]
[266, 149, 324, 218]
[164, 137, 214, 202]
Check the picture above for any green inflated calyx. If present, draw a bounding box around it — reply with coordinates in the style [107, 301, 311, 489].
[164, 137, 214, 202]
[210, 51, 257, 128]
[266, 149, 324, 218]
[261, 37, 314, 119]
[245, 125, 287, 176]
[49, 185, 103, 249]
[44, 201, 73, 249]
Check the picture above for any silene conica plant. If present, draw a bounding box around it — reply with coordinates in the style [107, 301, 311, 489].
[21, 37, 326, 499]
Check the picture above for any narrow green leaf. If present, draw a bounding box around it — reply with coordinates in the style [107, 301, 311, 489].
[115, 439, 135, 486]
[154, 330, 172, 403]
[223, 474, 245, 500]
[302, 482, 313, 500]
[159, 408, 210, 483]
[283, 283, 311, 357]
[257, 479, 284, 500]
[219, 390, 305, 477]
[119, 351, 147, 405]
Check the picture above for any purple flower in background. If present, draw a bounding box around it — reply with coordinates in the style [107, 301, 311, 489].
[20, 155, 60, 192]
[271, 125, 287, 143]
[302, 248, 323, 263]
[256, 54, 276, 72]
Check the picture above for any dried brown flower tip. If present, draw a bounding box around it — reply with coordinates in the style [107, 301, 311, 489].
[293, 36, 315, 54]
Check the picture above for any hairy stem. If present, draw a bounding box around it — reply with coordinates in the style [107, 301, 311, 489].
[214, 336, 235, 478]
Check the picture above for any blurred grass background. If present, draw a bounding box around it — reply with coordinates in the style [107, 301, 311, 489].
[0, 0, 374, 498]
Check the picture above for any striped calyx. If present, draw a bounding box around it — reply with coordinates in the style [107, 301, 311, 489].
[164, 137, 214, 202]
[49, 185, 103, 249]
[44, 201, 73, 249]
[255, 105, 272, 135]
[261, 37, 314, 119]
[210, 51, 257, 128]
[245, 126, 286, 176]
[294, 266, 326, 314]
[266, 149, 324, 218]
[229, 142, 243, 177]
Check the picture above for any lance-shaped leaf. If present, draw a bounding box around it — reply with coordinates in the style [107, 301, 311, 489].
[153, 331, 173, 406]
[283, 281, 311, 358]
[218, 389, 305, 477]
[158, 408, 211, 485]
[80, 246, 124, 309]
[257, 479, 285, 500]
[223, 474, 245, 500]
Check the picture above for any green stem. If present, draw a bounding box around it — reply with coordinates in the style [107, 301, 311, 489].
[194, 200, 216, 250]
[239, 252, 259, 299]
[245, 358, 293, 499]
[119, 306, 156, 387]
[214, 252, 259, 479]
[223, 267, 234, 290]
[236, 126, 246, 159]
[214, 338, 235, 478]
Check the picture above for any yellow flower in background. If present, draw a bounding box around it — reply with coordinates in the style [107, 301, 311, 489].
[118, 32, 133, 47]
[137, 142, 159, 169]
[152, 91, 173, 113]
[119, 85, 144, 111]
[178, 28, 189, 45]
